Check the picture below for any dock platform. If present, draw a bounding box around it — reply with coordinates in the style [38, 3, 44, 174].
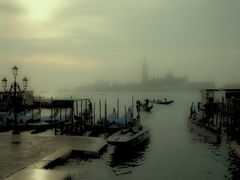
[0, 133, 107, 179]
[187, 118, 219, 144]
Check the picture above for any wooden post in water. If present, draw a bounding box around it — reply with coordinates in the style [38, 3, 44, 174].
[80, 100, 83, 133]
[31, 105, 34, 120]
[60, 108, 62, 121]
[65, 108, 67, 121]
[60, 108, 63, 135]
[71, 103, 74, 134]
[84, 99, 87, 127]
[131, 96, 134, 122]
[51, 97, 53, 122]
[80, 100, 83, 117]
[227, 100, 230, 127]
[74, 100, 78, 134]
[117, 98, 119, 119]
[125, 106, 127, 125]
[99, 99, 102, 122]
[198, 102, 200, 111]
[85, 99, 88, 126]
[76, 100, 78, 117]
[93, 102, 96, 125]
[190, 102, 193, 115]
[104, 99, 107, 131]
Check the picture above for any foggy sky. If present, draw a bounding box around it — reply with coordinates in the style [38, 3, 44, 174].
[1, 0, 240, 91]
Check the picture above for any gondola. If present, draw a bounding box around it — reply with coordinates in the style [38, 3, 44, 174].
[151, 100, 174, 105]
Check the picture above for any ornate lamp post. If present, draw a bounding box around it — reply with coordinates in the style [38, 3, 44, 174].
[1, 66, 28, 143]
[2, 77, 7, 91]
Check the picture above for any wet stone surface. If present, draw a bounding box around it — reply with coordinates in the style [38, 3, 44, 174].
[0, 133, 106, 179]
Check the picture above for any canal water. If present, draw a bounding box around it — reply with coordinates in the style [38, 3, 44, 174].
[40, 91, 240, 180]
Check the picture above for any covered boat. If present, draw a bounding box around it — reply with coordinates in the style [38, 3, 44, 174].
[107, 114, 150, 147]
[98, 108, 132, 132]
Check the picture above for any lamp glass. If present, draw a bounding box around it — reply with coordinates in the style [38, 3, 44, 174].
[22, 77, 28, 89]
[12, 66, 18, 77]
[2, 77, 7, 89]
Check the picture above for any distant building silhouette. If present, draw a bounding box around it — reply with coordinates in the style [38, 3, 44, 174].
[140, 61, 214, 90]
[77, 57, 215, 91]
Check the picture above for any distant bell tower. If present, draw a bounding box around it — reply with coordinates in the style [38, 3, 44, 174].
[142, 55, 148, 83]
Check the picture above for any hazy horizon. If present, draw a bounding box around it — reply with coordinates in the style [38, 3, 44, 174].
[1, 0, 240, 91]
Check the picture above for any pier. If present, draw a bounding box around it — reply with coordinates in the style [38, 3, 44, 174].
[189, 89, 240, 136]
[0, 133, 107, 179]
[0, 95, 133, 137]
[189, 89, 240, 158]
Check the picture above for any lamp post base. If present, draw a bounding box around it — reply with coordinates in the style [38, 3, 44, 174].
[11, 132, 21, 143]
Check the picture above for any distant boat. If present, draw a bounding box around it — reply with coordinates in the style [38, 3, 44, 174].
[136, 100, 153, 112]
[141, 104, 153, 112]
[151, 99, 174, 105]
[107, 116, 150, 147]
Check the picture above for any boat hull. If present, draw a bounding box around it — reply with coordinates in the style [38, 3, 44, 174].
[107, 127, 150, 147]
[152, 100, 174, 105]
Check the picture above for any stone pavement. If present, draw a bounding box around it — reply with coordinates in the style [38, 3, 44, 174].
[5, 169, 71, 180]
[0, 132, 107, 179]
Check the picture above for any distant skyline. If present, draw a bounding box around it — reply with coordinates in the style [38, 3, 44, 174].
[1, 0, 240, 91]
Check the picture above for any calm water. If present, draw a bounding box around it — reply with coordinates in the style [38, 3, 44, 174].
[40, 91, 240, 180]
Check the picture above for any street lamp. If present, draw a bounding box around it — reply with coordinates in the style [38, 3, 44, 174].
[2, 77, 7, 91]
[1, 66, 28, 143]
[12, 65, 18, 77]
[22, 77, 28, 90]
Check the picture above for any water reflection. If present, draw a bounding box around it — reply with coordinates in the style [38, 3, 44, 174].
[109, 138, 150, 176]
[48, 91, 240, 180]
[227, 152, 240, 180]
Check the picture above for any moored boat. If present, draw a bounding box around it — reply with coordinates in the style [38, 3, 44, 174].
[107, 125, 150, 146]
[136, 100, 153, 112]
[107, 114, 150, 147]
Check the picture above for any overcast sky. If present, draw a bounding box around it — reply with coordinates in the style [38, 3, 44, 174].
[0, 0, 240, 91]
